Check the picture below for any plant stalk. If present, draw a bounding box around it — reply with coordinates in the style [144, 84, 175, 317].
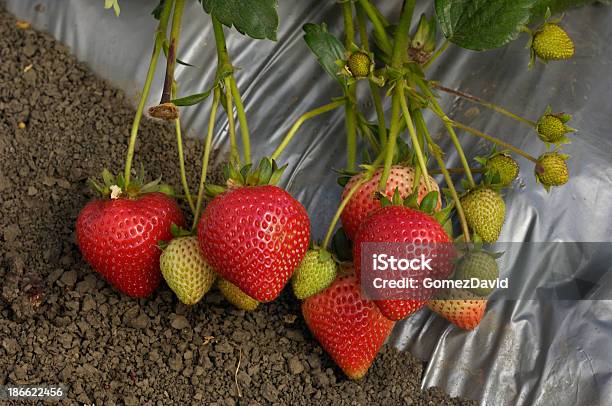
[356, 3, 387, 145]
[270, 100, 345, 160]
[356, 0, 392, 55]
[431, 83, 538, 127]
[124, 0, 173, 187]
[423, 40, 450, 70]
[174, 117, 195, 213]
[192, 87, 221, 230]
[398, 86, 432, 192]
[450, 120, 540, 164]
[161, 0, 185, 104]
[342, 1, 357, 171]
[229, 76, 251, 164]
[378, 1, 415, 189]
[413, 110, 471, 243]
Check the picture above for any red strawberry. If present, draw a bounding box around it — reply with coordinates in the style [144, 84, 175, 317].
[340, 166, 441, 241]
[353, 205, 455, 321]
[77, 192, 184, 297]
[428, 289, 487, 330]
[198, 185, 310, 302]
[302, 275, 395, 379]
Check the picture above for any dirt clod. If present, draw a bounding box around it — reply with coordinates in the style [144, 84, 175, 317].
[0, 6, 473, 405]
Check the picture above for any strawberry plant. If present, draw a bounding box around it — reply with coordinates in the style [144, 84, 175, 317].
[86, 0, 607, 380]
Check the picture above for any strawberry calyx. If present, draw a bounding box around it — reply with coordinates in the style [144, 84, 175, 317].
[474, 147, 520, 188]
[205, 157, 286, 198]
[535, 105, 576, 147]
[88, 167, 176, 200]
[377, 187, 452, 228]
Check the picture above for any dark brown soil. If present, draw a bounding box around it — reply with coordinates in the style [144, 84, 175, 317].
[0, 6, 474, 405]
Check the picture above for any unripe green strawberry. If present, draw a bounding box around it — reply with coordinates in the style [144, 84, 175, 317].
[347, 52, 372, 77]
[535, 152, 570, 190]
[217, 278, 259, 311]
[485, 154, 519, 187]
[160, 236, 216, 305]
[536, 111, 575, 146]
[532, 23, 574, 61]
[292, 250, 338, 300]
[453, 251, 499, 297]
[460, 188, 505, 244]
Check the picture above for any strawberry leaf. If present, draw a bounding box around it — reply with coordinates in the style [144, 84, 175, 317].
[200, 0, 279, 41]
[435, 0, 536, 51]
[303, 23, 347, 87]
[172, 87, 214, 106]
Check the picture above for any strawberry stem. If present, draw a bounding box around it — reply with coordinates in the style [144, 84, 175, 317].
[431, 83, 538, 127]
[322, 152, 385, 250]
[398, 86, 432, 192]
[124, 0, 173, 187]
[228, 76, 251, 165]
[356, 0, 392, 55]
[378, 1, 415, 190]
[429, 167, 484, 175]
[355, 3, 387, 145]
[223, 75, 240, 165]
[160, 0, 185, 105]
[270, 100, 345, 160]
[211, 17, 241, 166]
[423, 40, 450, 70]
[342, 1, 357, 171]
[192, 87, 221, 230]
[413, 110, 471, 243]
[451, 120, 540, 164]
[174, 116, 195, 213]
[416, 79, 476, 188]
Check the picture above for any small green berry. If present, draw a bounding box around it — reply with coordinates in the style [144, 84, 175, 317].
[535, 152, 569, 190]
[532, 24, 574, 61]
[347, 52, 372, 77]
[292, 250, 338, 300]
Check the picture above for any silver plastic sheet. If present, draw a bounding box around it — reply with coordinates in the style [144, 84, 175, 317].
[6, 1, 612, 404]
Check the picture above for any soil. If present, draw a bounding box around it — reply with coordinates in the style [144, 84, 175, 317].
[0, 6, 474, 405]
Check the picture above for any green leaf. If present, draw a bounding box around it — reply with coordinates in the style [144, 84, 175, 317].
[303, 23, 346, 86]
[200, 0, 279, 40]
[151, 0, 166, 19]
[104, 0, 120, 17]
[530, 0, 612, 20]
[435, 0, 536, 51]
[172, 88, 214, 106]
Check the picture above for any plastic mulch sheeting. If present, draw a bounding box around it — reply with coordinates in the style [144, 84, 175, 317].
[6, 1, 612, 404]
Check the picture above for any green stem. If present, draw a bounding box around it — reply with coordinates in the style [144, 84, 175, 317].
[322, 152, 385, 249]
[211, 17, 240, 165]
[228, 76, 251, 164]
[223, 76, 240, 165]
[342, 1, 357, 171]
[270, 100, 345, 160]
[398, 87, 432, 192]
[356, 3, 387, 145]
[356, 0, 392, 55]
[160, 0, 185, 104]
[174, 118, 195, 213]
[124, 0, 173, 187]
[192, 87, 221, 230]
[413, 110, 471, 243]
[431, 83, 538, 127]
[417, 79, 476, 188]
[450, 120, 540, 164]
[429, 167, 484, 175]
[378, 2, 415, 189]
[423, 40, 450, 70]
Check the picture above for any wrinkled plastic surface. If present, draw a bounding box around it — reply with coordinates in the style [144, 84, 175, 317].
[6, 1, 612, 404]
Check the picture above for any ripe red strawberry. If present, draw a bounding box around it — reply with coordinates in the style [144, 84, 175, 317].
[428, 289, 487, 330]
[198, 185, 310, 302]
[77, 192, 184, 297]
[302, 275, 395, 379]
[340, 166, 440, 241]
[353, 205, 455, 321]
